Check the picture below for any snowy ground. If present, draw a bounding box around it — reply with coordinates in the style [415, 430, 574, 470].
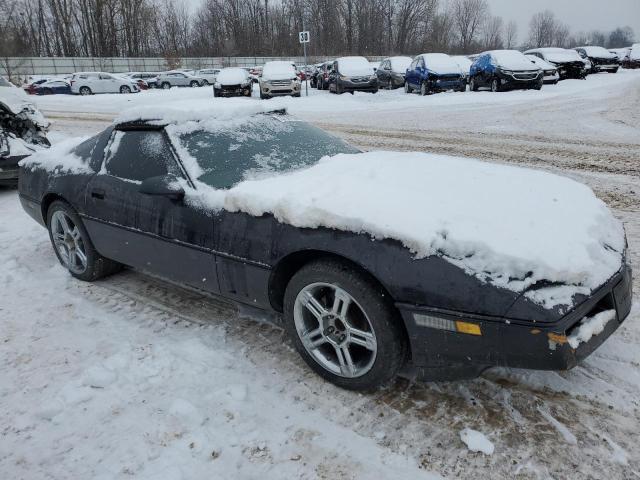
[2, 71, 640, 479]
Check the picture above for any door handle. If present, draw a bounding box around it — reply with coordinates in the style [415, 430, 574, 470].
[91, 189, 105, 200]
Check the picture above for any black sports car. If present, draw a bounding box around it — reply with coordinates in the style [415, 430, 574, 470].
[18, 108, 633, 391]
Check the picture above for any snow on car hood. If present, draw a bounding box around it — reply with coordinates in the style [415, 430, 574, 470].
[491, 50, 541, 71]
[216, 68, 248, 85]
[421, 54, 462, 75]
[526, 55, 556, 71]
[581, 46, 616, 59]
[215, 152, 624, 307]
[336, 57, 374, 76]
[0, 86, 49, 128]
[262, 62, 296, 81]
[532, 49, 583, 64]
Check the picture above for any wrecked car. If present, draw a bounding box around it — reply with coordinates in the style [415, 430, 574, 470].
[1, 77, 50, 186]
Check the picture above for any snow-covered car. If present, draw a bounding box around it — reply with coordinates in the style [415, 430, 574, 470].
[0, 77, 50, 185]
[524, 48, 587, 80]
[196, 68, 221, 85]
[23, 78, 51, 95]
[376, 56, 412, 89]
[470, 50, 543, 92]
[70, 72, 139, 95]
[156, 71, 206, 89]
[34, 79, 72, 95]
[575, 46, 619, 73]
[259, 61, 301, 99]
[213, 68, 252, 97]
[328, 57, 378, 94]
[609, 48, 631, 63]
[451, 55, 473, 83]
[622, 44, 640, 69]
[526, 55, 560, 84]
[18, 105, 633, 390]
[126, 72, 160, 88]
[405, 53, 467, 95]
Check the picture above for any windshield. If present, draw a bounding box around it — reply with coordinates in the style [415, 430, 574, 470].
[539, 49, 583, 63]
[390, 57, 412, 73]
[337, 57, 373, 76]
[171, 116, 359, 189]
[422, 54, 461, 74]
[491, 50, 538, 70]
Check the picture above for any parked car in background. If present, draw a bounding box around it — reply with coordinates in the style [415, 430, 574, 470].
[575, 46, 619, 73]
[524, 48, 586, 80]
[213, 68, 252, 97]
[259, 61, 301, 99]
[34, 79, 71, 95]
[622, 44, 640, 69]
[525, 55, 559, 84]
[405, 53, 466, 95]
[197, 68, 221, 85]
[23, 78, 51, 95]
[157, 71, 206, 89]
[126, 72, 159, 88]
[308, 64, 322, 88]
[248, 66, 263, 83]
[470, 50, 543, 92]
[609, 48, 631, 63]
[0, 77, 50, 185]
[315, 62, 334, 90]
[329, 56, 378, 94]
[376, 56, 412, 89]
[70, 72, 139, 95]
[451, 55, 473, 83]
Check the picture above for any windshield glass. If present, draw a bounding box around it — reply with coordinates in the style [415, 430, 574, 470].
[171, 115, 359, 189]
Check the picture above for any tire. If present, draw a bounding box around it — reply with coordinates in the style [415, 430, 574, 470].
[420, 81, 430, 96]
[284, 259, 407, 391]
[161, 82, 171, 90]
[47, 200, 122, 282]
[120, 85, 131, 94]
[260, 92, 270, 100]
[611, 68, 619, 74]
[470, 77, 478, 92]
[371, 88, 378, 94]
[190, 81, 199, 87]
[404, 81, 412, 94]
[293, 92, 301, 98]
[44, 88, 53, 95]
[491, 78, 500, 92]
[79, 86, 92, 96]
[213, 88, 217, 97]
[244, 87, 252, 97]
[203, 80, 210, 86]
[336, 83, 343, 94]
[534, 81, 543, 91]
[316, 79, 322, 90]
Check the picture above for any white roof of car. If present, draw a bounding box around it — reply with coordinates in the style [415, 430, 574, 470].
[336, 57, 374, 76]
[418, 53, 462, 75]
[262, 61, 297, 81]
[487, 50, 541, 71]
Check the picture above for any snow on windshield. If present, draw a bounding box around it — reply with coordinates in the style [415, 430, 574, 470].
[389, 57, 412, 73]
[337, 57, 374, 76]
[421, 54, 462, 75]
[491, 50, 540, 70]
[262, 62, 296, 81]
[582, 46, 615, 58]
[537, 49, 583, 63]
[216, 68, 247, 85]
[526, 55, 554, 70]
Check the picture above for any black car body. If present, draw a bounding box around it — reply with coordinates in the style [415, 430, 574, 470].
[315, 62, 333, 90]
[470, 50, 543, 92]
[376, 56, 412, 89]
[524, 48, 587, 80]
[575, 47, 619, 73]
[18, 109, 633, 389]
[329, 57, 378, 94]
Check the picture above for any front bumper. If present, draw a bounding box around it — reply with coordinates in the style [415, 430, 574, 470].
[0, 156, 24, 186]
[397, 262, 633, 379]
[260, 81, 300, 96]
[338, 78, 378, 92]
[553, 63, 585, 79]
[428, 75, 465, 91]
[214, 84, 251, 97]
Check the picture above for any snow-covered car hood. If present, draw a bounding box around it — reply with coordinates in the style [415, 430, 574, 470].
[262, 62, 297, 81]
[532, 49, 584, 64]
[421, 54, 463, 75]
[389, 56, 412, 74]
[216, 68, 249, 85]
[0, 86, 49, 128]
[581, 46, 616, 59]
[491, 50, 541, 71]
[526, 55, 556, 71]
[336, 57, 374, 77]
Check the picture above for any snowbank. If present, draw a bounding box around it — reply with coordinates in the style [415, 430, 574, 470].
[459, 428, 494, 455]
[215, 152, 624, 306]
[216, 68, 249, 86]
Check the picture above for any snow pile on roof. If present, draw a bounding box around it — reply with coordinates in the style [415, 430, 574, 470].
[19, 136, 92, 174]
[262, 61, 296, 81]
[531, 48, 583, 63]
[421, 53, 462, 75]
[389, 56, 412, 73]
[216, 68, 248, 85]
[459, 428, 494, 455]
[567, 309, 616, 349]
[336, 57, 374, 76]
[490, 50, 541, 70]
[214, 152, 624, 306]
[581, 46, 616, 59]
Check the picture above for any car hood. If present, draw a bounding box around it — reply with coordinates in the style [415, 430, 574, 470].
[0, 87, 49, 128]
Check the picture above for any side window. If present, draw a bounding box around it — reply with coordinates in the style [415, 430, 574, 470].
[104, 130, 181, 182]
[410, 59, 417, 70]
[99, 74, 112, 80]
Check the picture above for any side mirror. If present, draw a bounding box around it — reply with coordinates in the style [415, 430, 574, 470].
[139, 174, 185, 200]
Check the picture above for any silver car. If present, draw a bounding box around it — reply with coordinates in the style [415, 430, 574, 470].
[196, 69, 221, 85]
[157, 71, 206, 89]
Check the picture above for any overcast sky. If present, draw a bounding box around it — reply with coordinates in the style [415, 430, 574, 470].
[486, 0, 640, 42]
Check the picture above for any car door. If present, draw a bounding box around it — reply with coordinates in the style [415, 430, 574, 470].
[406, 59, 417, 88]
[377, 60, 389, 86]
[83, 127, 220, 293]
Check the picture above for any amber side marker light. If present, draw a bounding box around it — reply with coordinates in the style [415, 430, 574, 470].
[413, 314, 482, 336]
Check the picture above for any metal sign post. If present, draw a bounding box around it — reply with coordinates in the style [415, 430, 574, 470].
[299, 29, 310, 96]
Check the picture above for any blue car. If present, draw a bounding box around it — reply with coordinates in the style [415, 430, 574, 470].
[404, 53, 466, 95]
[34, 80, 72, 95]
[469, 50, 543, 92]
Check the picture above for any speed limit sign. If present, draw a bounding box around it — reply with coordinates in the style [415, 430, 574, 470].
[299, 31, 310, 43]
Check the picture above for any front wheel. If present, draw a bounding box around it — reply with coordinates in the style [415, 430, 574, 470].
[404, 81, 412, 94]
[120, 85, 131, 94]
[47, 201, 122, 282]
[284, 259, 407, 391]
[470, 78, 478, 91]
[190, 81, 199, 87]
[491, 78, 500, 92]
[420, 81, 430, 96]
[161, 82, 171, 90]
[79, 86, 92, 96]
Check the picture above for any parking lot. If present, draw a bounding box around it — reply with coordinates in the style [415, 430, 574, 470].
[2, 70, 640, 479]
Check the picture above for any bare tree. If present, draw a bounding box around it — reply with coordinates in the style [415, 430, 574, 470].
[481, 15, 503, 50]
[528, 10, 557, 48]
[608, 26, 634, 48]
[504, 20, 517, 49]
[450, 0, 488, 52]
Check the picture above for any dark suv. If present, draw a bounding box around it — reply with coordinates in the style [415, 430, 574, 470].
[575, 46, 619, 73]
[404, 53, 466, 95]
[315, 62, 334, 90]
[328, 57, 378, 94]
[470, 50, 543, 92]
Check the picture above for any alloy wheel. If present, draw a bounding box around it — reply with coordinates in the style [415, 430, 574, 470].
[294, 282, 377, 378]
[491, 79, 499, 92]
[50, 210, 88, 275]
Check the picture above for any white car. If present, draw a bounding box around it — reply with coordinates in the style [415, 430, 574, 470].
[259, 61, 301, 99]
[196, 68, 221, 85]
[525, 55, 560, 84]
[70, 72, 139, 95]
[156, 71, 206, 89]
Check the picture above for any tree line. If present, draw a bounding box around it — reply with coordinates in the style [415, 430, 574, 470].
[1, 0, 636, 59]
